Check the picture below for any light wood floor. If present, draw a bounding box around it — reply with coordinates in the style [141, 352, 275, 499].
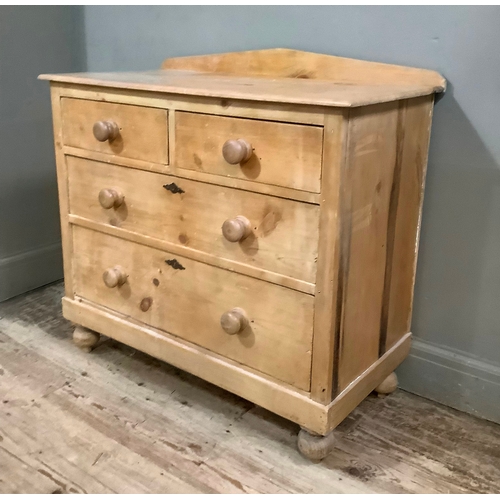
[1, 283, 499, 493]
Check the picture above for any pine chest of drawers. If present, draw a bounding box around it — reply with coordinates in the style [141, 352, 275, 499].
[40, 49, 445, 460]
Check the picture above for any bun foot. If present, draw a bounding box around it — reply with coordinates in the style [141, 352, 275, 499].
[73, 326, 100, 353]
[374, 371, 398, 396]
[297, 428, 335, 461]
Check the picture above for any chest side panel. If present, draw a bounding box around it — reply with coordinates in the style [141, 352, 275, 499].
[336, 101, 400, 393]
[383, 95, 434, 352]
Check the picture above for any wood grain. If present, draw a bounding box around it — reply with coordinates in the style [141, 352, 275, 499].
[383, 95, 434, 352]
[68, 215, 316, 295]
[336, 102, 400, 393]
[49, 86, 74, 297]
[310, 111, 348, 403]
[162, 48, 446, 91]
[55, 83, 326, 125]
[39, 69, 443, 108]
[0, 336, 208, 493]
[326, 333, 411, 430]
[63, 145, 321, 204]
[378, 100, 408, 356]
[61, 97, 168, 164]
[67, 156, 320, 286]
[71, 226, 315, 390]
[175, 111, 323, 193]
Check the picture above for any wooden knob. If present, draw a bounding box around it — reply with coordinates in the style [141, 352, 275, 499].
[222, 216, 251, 242]
[93, 120, 119, 142]
[98, 188, 124, 209]
[103, 266, 127, 288]
[220, 308, 248, 335]
[222, 139, 253, 164]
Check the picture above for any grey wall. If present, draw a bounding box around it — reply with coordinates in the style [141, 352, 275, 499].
[0, 6, 86, 300]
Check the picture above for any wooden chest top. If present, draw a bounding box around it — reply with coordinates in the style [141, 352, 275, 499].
[40, 48, 445, 107]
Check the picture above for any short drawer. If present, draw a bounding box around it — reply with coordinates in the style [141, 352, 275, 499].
[175, 112, 323, 193]
[61, 98, 168, 164]
[67, 156, 320, 285]
[72, 226, 314, 390]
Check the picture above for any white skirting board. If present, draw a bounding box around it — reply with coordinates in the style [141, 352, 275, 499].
[0, 242, 63, 302]
[398, 338, 500, 425]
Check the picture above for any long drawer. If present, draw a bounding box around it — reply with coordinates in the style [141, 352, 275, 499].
[67, 156, 320, 285]
[61, 98, 168, 164]
[72, 226, 314, 390]
[175, 111, 323, 193]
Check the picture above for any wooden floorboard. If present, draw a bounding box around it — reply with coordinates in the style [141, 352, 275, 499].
[0, 282, 499, 493]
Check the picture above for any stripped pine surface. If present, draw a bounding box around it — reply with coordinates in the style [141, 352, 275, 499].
[1, 283, 499, 494]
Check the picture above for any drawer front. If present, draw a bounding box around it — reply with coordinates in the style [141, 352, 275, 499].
[67, 156, 320, 285]
[175, 112, 323, 193]
[72, 226, 314, 390]
[61, 98, 168, 164]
